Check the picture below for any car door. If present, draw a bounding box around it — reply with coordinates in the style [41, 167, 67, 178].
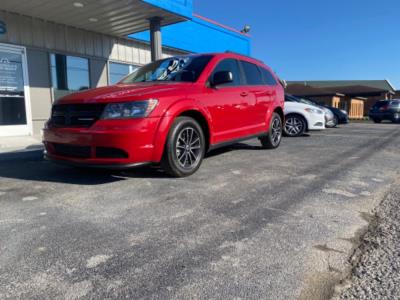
[259, 65, 278, 115]
[203, 58, 247, 143]
[239, 61, 273, 135]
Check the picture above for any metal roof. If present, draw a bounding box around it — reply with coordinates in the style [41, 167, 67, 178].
[0, 0, 191, 37]
[286, 84, 345, 97]
[287, 80, 396, 93]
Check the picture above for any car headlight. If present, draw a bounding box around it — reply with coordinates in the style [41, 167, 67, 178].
[101, 99, 158, 119]
[340, 109, 348, 115]
[305, 108, 323, 114]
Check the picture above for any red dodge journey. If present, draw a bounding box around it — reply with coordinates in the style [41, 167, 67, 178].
[43, 52, 284, 177]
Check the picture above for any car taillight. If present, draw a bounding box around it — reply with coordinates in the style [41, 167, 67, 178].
[379, 105, 389, 111]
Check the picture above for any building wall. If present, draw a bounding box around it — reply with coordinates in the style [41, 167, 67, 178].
[26, 48, 52, 135]
[0, 10, 185, 135]
[349, 99, 364, 119]
[332, 96, 341, 108]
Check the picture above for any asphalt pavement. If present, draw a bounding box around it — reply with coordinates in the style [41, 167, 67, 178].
[0, 122, 399, 299]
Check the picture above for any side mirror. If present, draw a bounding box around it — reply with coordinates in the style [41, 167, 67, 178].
[211, 71, 233, 86]
[279, 79, 287, 89]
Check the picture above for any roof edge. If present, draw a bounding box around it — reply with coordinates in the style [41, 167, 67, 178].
[384, 79, 396, 93]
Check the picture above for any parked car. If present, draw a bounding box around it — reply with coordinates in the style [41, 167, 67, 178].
[284, 95, 325, 137]
[369, 100, 400, 123]
[285, 94, 336, 128]
[43, 52, 285, 177]
[292, 96, 349, 126]
[319, 104, 349, 125]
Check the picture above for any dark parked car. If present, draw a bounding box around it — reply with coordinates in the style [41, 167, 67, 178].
[296, 96, 349, 125]
[369, 100, 400, 123]
[319, 104, 349, 125]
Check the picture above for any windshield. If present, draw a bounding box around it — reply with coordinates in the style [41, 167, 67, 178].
[298, 97, 317, 106]
[285, 95, 316, 106]
[121, 55, 213, 84]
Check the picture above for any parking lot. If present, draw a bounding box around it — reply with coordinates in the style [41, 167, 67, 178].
[0, 122, 399, 299]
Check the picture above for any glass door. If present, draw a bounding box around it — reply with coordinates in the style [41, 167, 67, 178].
[0, 43, 31, 136]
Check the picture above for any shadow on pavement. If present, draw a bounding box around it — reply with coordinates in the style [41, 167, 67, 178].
[0, 150, 126, 185]
[0, 141, 276, 185]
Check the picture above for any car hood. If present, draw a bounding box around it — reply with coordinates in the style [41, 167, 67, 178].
[55, 82, 193, 104]
[285, 101, 325, 114]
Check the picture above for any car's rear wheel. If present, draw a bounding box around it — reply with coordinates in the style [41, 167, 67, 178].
[373, 118, 382, 123]
[284, 114, 306, 137]
[161, 117, 205, 177]
[259, 112, 282, 149]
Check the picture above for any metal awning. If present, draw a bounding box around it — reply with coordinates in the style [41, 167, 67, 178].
[0, 0, 190, 37]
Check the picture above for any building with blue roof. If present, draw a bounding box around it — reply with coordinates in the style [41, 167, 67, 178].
[0, 0, 251, 137]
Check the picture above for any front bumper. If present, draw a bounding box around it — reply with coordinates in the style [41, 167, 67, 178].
[43, 117, 162, 167]
[306, 113, 326, 131]
[369, 111, 400, 121]
[338, 114, 349, 124]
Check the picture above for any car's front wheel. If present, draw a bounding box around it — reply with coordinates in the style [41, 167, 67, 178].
[259, 112, 282, 149]
[331, 115, 339, 127]
[284, 114, 306, 137]
[161, 116, 206, 177]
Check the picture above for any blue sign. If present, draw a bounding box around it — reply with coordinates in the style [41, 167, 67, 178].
[0, 21, 6, 35]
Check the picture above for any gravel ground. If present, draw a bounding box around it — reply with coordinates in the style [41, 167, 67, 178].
[334, 180, 400, 299]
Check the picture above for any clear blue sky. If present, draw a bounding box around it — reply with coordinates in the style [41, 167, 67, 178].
[194, 0, 400, 89]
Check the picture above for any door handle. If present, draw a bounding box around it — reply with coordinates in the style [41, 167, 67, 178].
[240, 92, 249, 97]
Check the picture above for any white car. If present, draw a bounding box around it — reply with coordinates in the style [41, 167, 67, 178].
[289, 95, 336, 128]
[284, 95, 326, 137]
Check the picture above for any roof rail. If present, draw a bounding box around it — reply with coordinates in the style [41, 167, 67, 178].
[224, 51, 263, 63]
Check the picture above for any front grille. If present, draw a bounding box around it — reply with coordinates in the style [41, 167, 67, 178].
[52, 143, 91, 158]
[51, 104, 106, 128]
[96, 147, 129, 159]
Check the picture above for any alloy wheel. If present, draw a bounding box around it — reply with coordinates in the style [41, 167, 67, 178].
[285, 116, 304, 136]
[176, 127, 202, 169]
[271, 116, 282, 146]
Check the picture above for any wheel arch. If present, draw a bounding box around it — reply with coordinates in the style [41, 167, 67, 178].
[273, 106, 284, 123]
[177, 110, 211, 151]
[152, 102, 212, 162]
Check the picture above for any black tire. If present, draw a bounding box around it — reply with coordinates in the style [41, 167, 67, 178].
[283, 114, 307, 137]
[392, 113, 400, 123]
[373, 118, 382, 123]
[259, 112, 282, 149]
[161, 117, 206, 177]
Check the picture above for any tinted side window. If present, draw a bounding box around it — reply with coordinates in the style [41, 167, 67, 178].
[390, 100, 400, 108]
[241, 61, 263, 85]
[260, 67, 277, 86]
[373, 101, 389, 108]
[211, 59, 241, 87]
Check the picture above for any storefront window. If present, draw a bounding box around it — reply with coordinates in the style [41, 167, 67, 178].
[50, 54, 90, 100]
[0, 49, 26, 125]
[109, 62, 138, 85]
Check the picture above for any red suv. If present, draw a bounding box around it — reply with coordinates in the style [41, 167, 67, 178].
[43, 52, 284, 177]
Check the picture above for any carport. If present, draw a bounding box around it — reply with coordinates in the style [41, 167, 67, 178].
[0, 0, 193, 61]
